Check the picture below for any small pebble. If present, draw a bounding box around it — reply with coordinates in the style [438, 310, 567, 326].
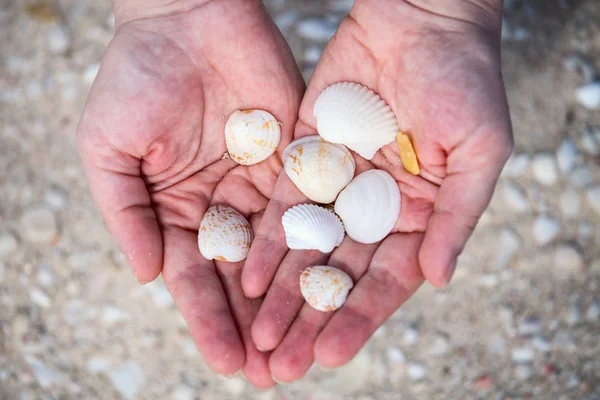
[407, 363, 427, 381]
[171, 384, 195, 400]
[556, 137, 578, 173]
[148, 280, 174, 307]
[477, 274, 499, 287]
[387, 346, 406, 364]
[428, 333, 451, 356]
[108, 360, 144, 400]
[304, 45, 323, 64]
[553, 244, 585, 279]
[224, 377, 246, 396]
[532, 336, 551, 353]
[502, 181, 529, 212]
[0, 232, 19, 259]
[494, 228, 521, 269]
[87, 358, 110, 373]
[296, 18, 336, 41]
[20, 207, 58, 244]
[44, 187, 68, 210]
[559, 189, 581, 218]
[511, 347, 534, 363]
[83, 63, 100, 85]
[518, 316, 543, 336]
[102, 306, 128, 325]
[30, 288, 51, 308]
[37, 263, 55, 286]
[581, 128, 599, 155]
[585, 185, 600, 215]
[533, 216, 560, 246]
[585, 300, 600, 321]
[502, 153, 530, 177]
[48, 25, 70, 55]
[514, 365, 532, 381]
[402, 325, 419, 345]
[576, 82, 600, 110]
[532, 153, 558, 185]
[274, 9, 299, 32]
[570, 166, 593, 188]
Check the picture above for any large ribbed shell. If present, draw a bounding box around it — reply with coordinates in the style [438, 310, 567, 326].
[334, 170, 401, 244]
[197, 205, 253, 262]
[282, 135, 355, 204]
[224, 109, 281, 165]
[300, 266, 354, 312]
[282, 204, 345, 253]
[313, 82, 399, 160]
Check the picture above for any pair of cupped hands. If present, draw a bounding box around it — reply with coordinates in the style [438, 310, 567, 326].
[77, 0, 513, 388]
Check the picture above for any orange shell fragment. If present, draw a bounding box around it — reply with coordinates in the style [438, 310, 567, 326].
[396, 131, 420, 175]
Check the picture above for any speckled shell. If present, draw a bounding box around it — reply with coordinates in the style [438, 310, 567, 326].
[334, 169, 401, 244]
[282, 204, 345, 253]
[282, 135, 355, 204]
[313, 82, 399, 160]
[300, 266, 354, 312]
[224, 109, 281, 165]
[197, 205, 253, 262]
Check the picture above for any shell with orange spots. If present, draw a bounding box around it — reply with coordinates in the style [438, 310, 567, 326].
[197, 205, 253, 262]
[224, 109, 281, 166]
[282, 135, 355, 204]
[300, 266, 354, 312]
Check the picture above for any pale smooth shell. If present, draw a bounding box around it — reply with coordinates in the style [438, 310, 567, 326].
[300, 266, 354, 312]
[334, 169, 401, 244]
[282, 135, 355, 204]
[198, 205, 253, 262]
[282, 204, 345, 253]
[224, 109, 281, 165]
[313, 82, 399, 160]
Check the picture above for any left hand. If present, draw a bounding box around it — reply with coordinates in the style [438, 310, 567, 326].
[242, 0, 513, 382]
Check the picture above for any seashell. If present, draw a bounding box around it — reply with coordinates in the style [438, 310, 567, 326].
[300, 266, 354, 312]
[224, 109, 281, 165]
[334, 169, 401, 244]
[198, 205, 253, 262]
[282, 204, 345, 253]
[313, 82, 399, 160]
[282, 135, 355, 204]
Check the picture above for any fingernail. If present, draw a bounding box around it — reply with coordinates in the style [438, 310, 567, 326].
[271, 375, 285, 384]
[443, 259, 457, 288]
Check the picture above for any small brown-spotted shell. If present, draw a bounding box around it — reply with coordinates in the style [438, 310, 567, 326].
[300, 266, 354, 312]
[197, 205, 253, 262]
[224, 109, 281, 165]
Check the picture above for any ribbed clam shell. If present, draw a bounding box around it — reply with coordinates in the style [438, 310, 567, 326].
[282, 135, 355, 204]
[224, 109, 281, 165]
[334, 170, 401, 244]
[197, 205, 253, 262]
[300, 266, 354, 312]
[313, 82, 399, 160]
[282, 204, 345, 253]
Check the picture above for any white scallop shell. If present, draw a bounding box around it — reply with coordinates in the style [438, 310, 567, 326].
[300, 266, 354, 312]
[224, 109, 281, 165]
[334, 170, 401, 244]
[198, 205, 253, 262]
[313, 82, 399, 160]
[282, 204, 345, 253]
[282, 135, 355, 204]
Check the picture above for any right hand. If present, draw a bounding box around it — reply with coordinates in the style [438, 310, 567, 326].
[77, 0, 304, 387]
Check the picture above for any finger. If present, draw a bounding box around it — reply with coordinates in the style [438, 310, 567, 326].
[269, 238, 378, 382]
[419, 130, 512, 287]
[250, 249, 328, 352]
[315, 233, 424, 368]
[161, 227, 245, 375]
[77, 140, 163, 284]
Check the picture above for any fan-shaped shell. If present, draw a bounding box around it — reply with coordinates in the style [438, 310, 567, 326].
[313, 82, 399, 160]
[300, 266, 354, 312]
[282, 135, 355, 204]
[224, 109, 281, 165]
[282, 204, 345, 253]
[198, 205, 253, 262]
[334, 170, 401, 244]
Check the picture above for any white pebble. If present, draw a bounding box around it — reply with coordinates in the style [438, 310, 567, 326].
[171, 384, 195, 400]
[108, 360, 144, 400]
[567, 305, 582, 326]
[83, 63, 100, 85]
[428, 333, 451, 356]
[532, 153, 558, 185]
[533, 216, 560, 246]
[576, 82, 600, 109]
[532, 336, 551, 353]
[581, 128, 599, 155]
[493, 228, 521, 269]
[48, 25, 70, 55]
[585, 185, 600, 215]
[147, 280, 174, 307]
[518, 316, 543, 336]
[511, 347, 534, 363]
[585, 300, 600, 321]
[87, 358, 110, 373]
[556, 137, 578, 173]
[274, 9, 299, 32]
[554, 244, 584, 279]
[44, 187, 68, 210]
[402, 325, 419, 345]
[224, 377, 246, 396]
[387, 347, 406, 364]
[502, 153, 530, 177]
[0, 232, 19, 259]
[20, 207, 58, 244]
[502, 181, 529, 212]
[304, 45, 323, 64]
[477, 274, 499, 288]
[514, 365, 532, 381]
[296, 19, 336, 41]
[30, 288, 51, 308]
[559, 189, 581, 218]
[102, 306, 128, 325]
[407, 363, 427, 381]
[37, 263, 55, 286]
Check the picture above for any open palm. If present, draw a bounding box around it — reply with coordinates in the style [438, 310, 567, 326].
[242, 0, 513, 382]
[77, 1, 303, 388]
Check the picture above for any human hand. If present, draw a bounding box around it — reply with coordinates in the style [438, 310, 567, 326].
[77, 0, 303, 387]
[242, 0, 513, 382]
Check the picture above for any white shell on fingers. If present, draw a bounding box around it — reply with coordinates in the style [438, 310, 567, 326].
[282, 204, 345, 253]
[300, 266, 354, 312]
[198, 205, 253, 262]
[282, 135, 355, 203]
[313, 82, 399, 160]
[334, 170, 401, 244]
[224, 109, 281, 165]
